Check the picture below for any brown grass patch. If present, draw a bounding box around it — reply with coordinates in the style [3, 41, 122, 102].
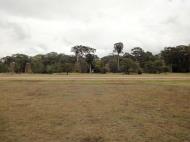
[0, 74, 190, 142]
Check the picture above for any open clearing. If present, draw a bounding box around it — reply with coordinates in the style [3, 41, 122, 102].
[0, 74, 190, 142]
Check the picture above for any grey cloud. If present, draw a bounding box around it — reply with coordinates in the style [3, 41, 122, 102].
[0, 0, 190, 57]
[163, 16, 179, 25]
[0, 0, 101, 20]
[37, 44, 48, 51]
[0, 19, 30, 40]
[62, 38, 73, 46]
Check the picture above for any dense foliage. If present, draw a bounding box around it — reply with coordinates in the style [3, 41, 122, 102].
[0, 44, 190, 74]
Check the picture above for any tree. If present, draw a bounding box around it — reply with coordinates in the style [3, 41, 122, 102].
[1, 56, 14, 66]
[144, 59, 169, 74]
[71, 45, 96, 63]
[11, 54, 30, 73]
[94, 59, 107, 73]
[0, 43, 190, 74]
[113, 42, 124, 72]
[0, 62, 8, 73]
[131, 47, 145, 68]
[123, 52, 135, 60]
[31, 55, 46, 73]
[81, 46, 96, 55]
[63, 63, 73, 75]
[71, 45, 96, 72]
[1, 56, 15, 73]
[161, 45, 190, 72]
[80, 58, 89, 73]
[71, 46, 82, 64]
[86, 54, 98, 73]
[109, 59, 118, 73]
[85, 54, 95, 73]
[120, 58, 140, 74]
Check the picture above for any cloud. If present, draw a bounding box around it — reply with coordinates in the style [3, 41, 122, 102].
[0, 18, 30, 40]
[0, 0, 190, 57]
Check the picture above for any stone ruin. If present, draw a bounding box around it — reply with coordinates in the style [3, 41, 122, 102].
[10, 62, 15, 73]
[25, 63, 32, 73]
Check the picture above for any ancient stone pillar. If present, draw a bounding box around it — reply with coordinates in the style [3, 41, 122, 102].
[25, 63, 32, 73]
[10, 62, 15, 73]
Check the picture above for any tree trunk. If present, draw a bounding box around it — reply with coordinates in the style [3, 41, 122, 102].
[89, 64, 92, 73]
[75, 54, 81, 72]
[117, 53, 120, 72]
[76, 54, 79, 63]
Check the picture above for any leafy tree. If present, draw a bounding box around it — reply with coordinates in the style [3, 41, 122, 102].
[0, 44, 190, 74]
[11, 54, 30, 73]
[131, 47, 145, 68]
[144, 61, 158, 73]
[80, 58, 89, 73]
[113, 42, 124, 72]
[161, 45, 190, 72]
[109, 59, 118, 73]
[123, 52, 135, 60]
[94, 60, 107, 73]
[31, 55, 46, 73]
[0, 62, 8, 73]
[43, 52, 59, 66]
[63, 63, 73, 75]
[120, 58, 140, 74]
[81, 46, 96, 55]
[1, 56, 14, 65]
[85, 54, 96, 73]
[57, 54, 75, 65]
[71, 45, 96, 72]
[71, 45, 96, 63]
[71, 46, 82, 63]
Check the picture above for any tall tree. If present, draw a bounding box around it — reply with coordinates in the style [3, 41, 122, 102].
[71, 45, 96, 63]
[113, 42, 124, 72]
[71, 46, 82, 63]
[131, 47, 145, 67]
[85, 54, 95, 73]
[71, 45, 96, 72]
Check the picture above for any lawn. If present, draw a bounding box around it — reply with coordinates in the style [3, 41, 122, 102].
[0, 74, 190, 142]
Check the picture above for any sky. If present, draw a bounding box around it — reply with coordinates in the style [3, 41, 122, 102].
[0, 0, 190, 57]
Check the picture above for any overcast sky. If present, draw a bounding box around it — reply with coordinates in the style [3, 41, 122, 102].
[0, 0, 190, 57]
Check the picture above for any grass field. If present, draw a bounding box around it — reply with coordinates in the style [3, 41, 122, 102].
[0, 73, 190, 142]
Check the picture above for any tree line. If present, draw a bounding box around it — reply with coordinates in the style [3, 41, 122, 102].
[0, 43, 190, 74]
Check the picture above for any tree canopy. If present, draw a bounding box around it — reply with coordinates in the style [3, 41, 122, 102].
[0, 44, 189, 74]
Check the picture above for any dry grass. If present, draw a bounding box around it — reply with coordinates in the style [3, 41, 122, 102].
[0, 74, 190, 142]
